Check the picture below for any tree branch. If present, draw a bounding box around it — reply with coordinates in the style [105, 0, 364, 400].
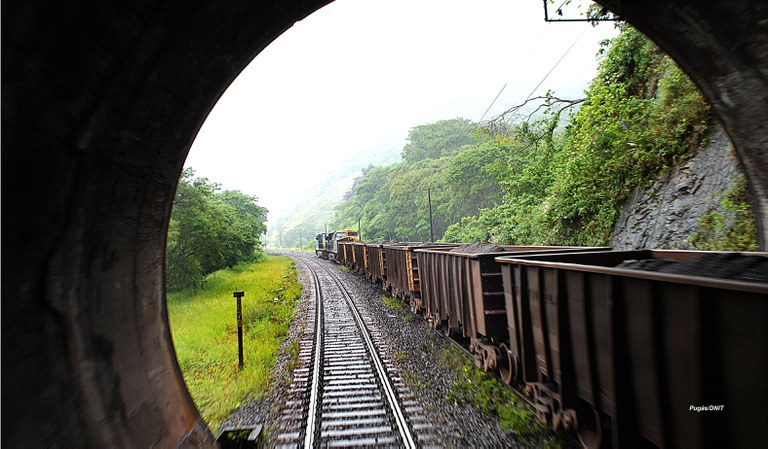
[485, 95, 585, 128]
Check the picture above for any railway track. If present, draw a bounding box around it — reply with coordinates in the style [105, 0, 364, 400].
[275, 256, 438, 448]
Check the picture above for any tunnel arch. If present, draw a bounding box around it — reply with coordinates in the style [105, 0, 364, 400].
[2, 1, 766, 446]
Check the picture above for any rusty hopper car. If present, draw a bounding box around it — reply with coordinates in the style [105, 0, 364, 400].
[382, 243, 459, 300]
[416, 245, 460, 332]
[336, 240, 356, 268]
[415, 244, 609, 371]
[496, 250, 768, 449]
[351, 241, 369, 275]
[365, 242, 389, 284]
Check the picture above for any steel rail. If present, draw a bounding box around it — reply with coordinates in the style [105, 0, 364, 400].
[303, 263, 323, 448]
[320, 264, 417, 449]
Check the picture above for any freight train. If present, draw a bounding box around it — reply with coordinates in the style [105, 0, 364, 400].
[315, 229, 359, 260]
[331, 240, 768, 449]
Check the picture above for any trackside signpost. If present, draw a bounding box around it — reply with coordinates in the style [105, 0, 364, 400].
[233, 291, 245, 369]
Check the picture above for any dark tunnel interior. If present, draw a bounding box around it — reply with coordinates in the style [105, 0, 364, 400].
[2, 0, 767, 446]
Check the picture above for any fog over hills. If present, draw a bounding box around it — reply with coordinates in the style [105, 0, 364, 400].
[265, 143, 401, 248]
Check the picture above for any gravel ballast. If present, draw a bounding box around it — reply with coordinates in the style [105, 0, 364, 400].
[218, 251, 557, 448]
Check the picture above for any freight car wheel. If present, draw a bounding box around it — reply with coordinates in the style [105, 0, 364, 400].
[564, 408, 601, 449]
[498, 343, 518, 385]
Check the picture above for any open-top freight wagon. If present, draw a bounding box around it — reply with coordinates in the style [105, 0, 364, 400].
[351, 241, 369, 275]
[496, 250, 768, 449]
[414, 244, 609, 372]
[381, 243, 459, 301]
[323, 240, 767, 448]
[337, 240, 356, 268]
[364, 242, 389, 284]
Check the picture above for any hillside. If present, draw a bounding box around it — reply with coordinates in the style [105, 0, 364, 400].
[265, 145, 400, 249]
[328, 26, 758, 251]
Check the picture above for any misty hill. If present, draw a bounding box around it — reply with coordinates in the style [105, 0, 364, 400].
[265, 144, 400, 249]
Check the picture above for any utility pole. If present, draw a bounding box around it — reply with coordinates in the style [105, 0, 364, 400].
[358, 218, 362, 241]
[299, 228, 303, 250]
[428, 187, 434, 242]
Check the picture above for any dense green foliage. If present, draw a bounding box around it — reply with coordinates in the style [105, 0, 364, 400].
[689, 176, 758, 251]
[401, 118, 481, 163]
[167, 257, 301, 429]
[334, 119, 503, 241]
[334, 26, 754, 249]
[440, 346, 556, 445]
[444, 26, 712, 246]
[166, 168, 268, 291]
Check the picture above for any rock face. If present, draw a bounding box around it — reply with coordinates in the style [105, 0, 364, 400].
[611, 123, 746, 250]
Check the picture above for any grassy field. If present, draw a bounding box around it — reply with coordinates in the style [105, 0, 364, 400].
[167, 255, 302, 430]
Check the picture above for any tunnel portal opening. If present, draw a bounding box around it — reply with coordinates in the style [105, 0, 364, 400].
[2, 0, 766, 446]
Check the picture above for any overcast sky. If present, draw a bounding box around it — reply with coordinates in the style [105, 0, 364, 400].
[184, 0, 618, 224]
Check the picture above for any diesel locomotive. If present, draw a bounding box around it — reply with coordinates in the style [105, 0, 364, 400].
[315, 229, 359, 260]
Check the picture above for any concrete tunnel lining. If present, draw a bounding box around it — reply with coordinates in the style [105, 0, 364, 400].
[2, 0, 766, 447]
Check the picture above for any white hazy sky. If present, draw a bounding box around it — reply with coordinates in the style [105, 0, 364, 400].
[185, 0, 618, 224]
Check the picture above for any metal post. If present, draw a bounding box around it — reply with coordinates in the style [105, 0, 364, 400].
[358, 218, 362, 241]
[428, 187, 434, 243]
[233, 291, 245, 369]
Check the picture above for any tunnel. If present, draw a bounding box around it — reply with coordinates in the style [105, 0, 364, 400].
[2, 0, 766, 446]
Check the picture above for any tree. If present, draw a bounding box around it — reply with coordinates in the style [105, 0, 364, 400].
[334, 119, 503, 242]
[401, 118, 480, 163]
[444, 26, 712, 247]
[166, 168, 268, 291]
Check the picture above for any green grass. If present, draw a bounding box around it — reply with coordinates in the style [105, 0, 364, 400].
[167, 256, 302, 430]
[440, 346, 554, 444]
[393, 351, 408, 363]
[381, 294, 406, 313]
[401, 368, 426, 391]
[381, 294, 418, 323]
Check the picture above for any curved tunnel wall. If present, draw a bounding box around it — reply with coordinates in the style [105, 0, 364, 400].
[594, 0, 768, 256]
[2, 1, 334, 446]
[2, 1, 766, 447]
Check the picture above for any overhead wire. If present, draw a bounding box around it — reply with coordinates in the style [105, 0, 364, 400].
[467, 21, 589, 143]
[473, 20, 551, 126]
[520, 25, 588, 107]
[444, 21, 592, 193]
[421, 2, 595, 146]
[502, 26, 590, 155]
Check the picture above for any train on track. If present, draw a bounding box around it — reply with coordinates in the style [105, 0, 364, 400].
[315, 228, 359, 260]
[319, 239, 768, 449]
